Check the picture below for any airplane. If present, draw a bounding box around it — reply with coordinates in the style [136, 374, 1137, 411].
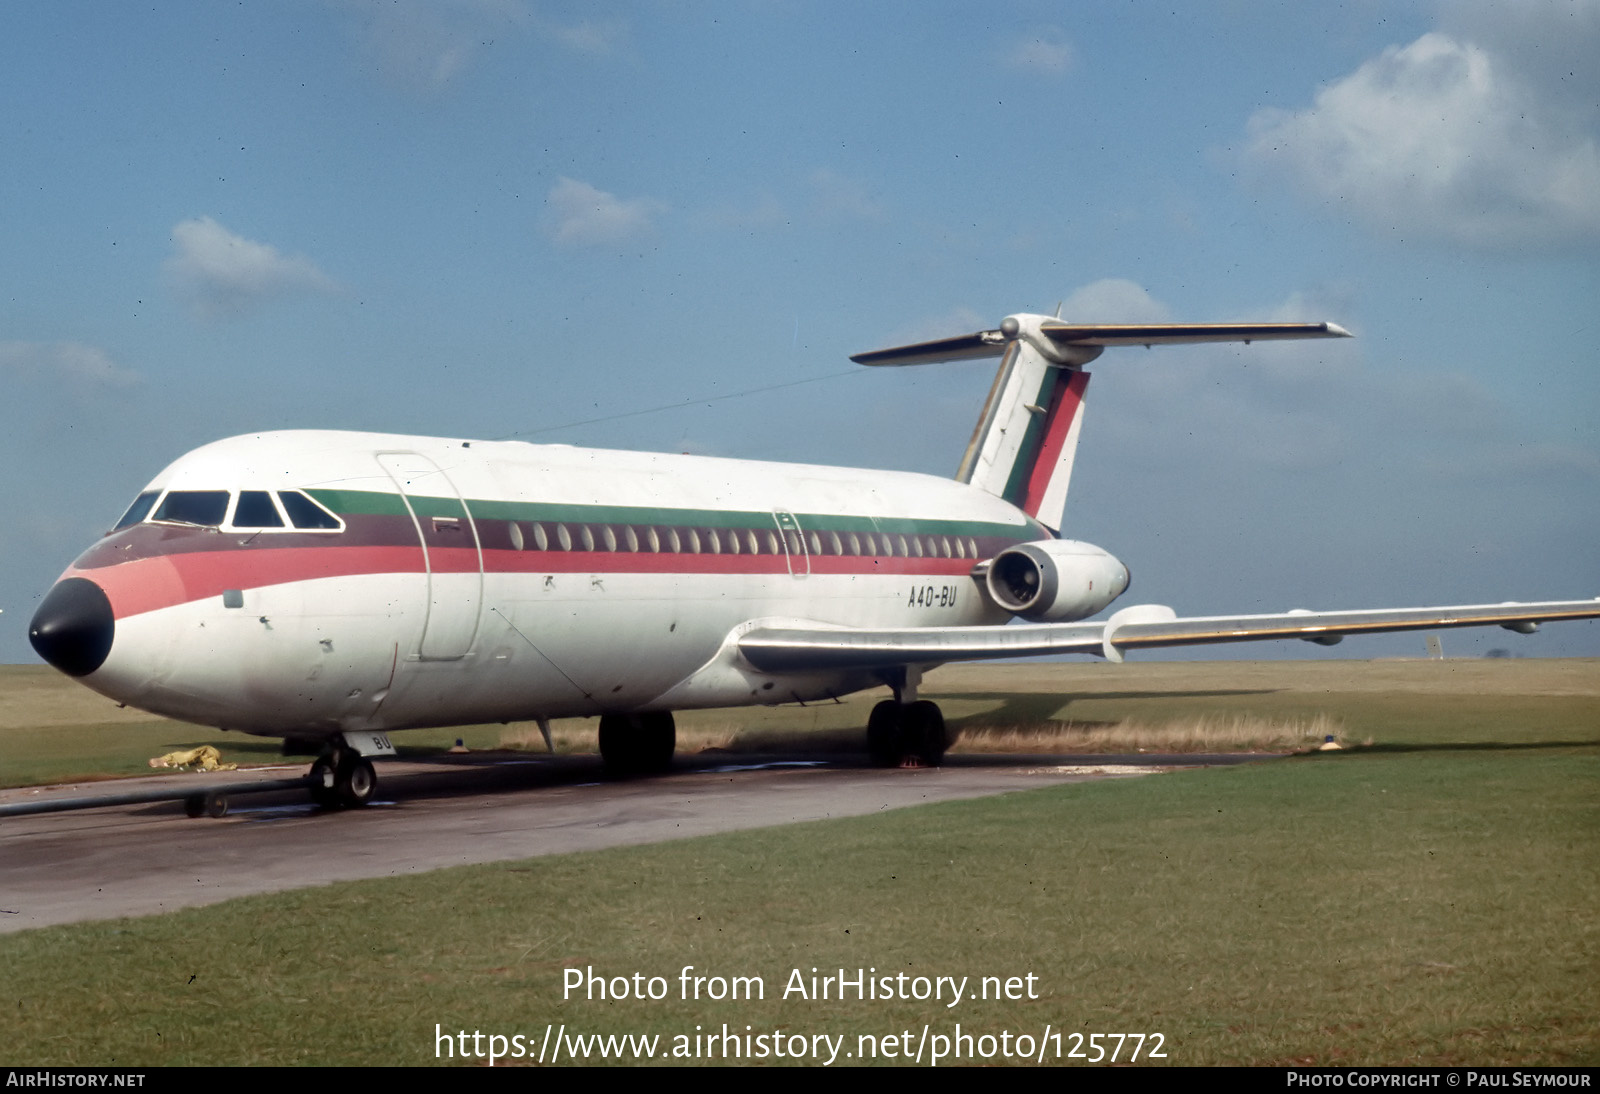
[28, 311, 1600, 809]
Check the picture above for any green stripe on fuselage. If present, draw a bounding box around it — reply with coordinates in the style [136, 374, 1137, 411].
[305, 489, 1042, 539]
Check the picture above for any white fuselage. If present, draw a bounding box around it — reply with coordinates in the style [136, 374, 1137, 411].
[59, 430, 1058, 739]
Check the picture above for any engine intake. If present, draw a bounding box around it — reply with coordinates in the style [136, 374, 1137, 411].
[986, 539, 1130, 622]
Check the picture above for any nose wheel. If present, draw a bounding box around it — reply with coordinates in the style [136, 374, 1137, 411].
[866, 699, 948, 767]
[309, 748, 377, 808]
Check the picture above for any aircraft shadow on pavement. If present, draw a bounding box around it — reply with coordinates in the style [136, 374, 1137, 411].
[934, 688, 1282, 734]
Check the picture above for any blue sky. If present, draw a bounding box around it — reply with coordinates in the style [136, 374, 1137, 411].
[3, 0, 1596, 663]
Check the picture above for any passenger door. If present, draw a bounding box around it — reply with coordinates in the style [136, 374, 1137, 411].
[376, 452, 484, 660]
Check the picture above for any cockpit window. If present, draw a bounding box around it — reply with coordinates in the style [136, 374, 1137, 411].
[152, 490, 231, 528]
[280, 490, 341, 530]
[232, 490, 284, 528]
[112, 491, 159, 531]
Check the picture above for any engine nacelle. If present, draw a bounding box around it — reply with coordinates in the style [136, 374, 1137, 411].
[985, 539, 1130, 622]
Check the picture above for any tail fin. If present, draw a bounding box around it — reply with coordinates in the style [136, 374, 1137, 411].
[852, 312, 1350, 534]
[954, 337, 1089, 533]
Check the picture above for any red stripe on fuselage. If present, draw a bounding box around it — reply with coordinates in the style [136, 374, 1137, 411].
[69, 544, 977, 620]
[1019, 369, 1088, 519]
[69, 546, 428, 621]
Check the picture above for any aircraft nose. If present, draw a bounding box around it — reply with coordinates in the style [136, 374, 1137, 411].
[30, 577, 115, 677]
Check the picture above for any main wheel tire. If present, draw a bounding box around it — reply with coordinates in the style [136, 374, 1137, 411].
[640, 711, 676, 773]
[866, 700, 903, 766]
[902, 700, 948, 767]
[598, 713, 633, 774]
[338, 754, 377, 808]
[600, 712, 675, 776]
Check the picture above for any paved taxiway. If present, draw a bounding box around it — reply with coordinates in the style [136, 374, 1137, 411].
[0, 752, 1260, 933]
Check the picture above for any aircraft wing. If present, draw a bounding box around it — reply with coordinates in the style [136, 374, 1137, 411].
[738, 598, 1600, 673]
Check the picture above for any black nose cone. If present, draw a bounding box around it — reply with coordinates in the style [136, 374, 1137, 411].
[30, 578, 115, 677]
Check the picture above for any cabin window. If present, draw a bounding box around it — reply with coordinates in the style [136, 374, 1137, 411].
[153, 490, 230, 528]
[624, 526, 640, 552]
[646, 527, 660, 552]
[280, 491, 342, 530]
[533, 523, 550, 550]
[911, 536, 925, 558]
[808, 531, 822, 555]
[112, 491, 159, 531]
[746, 529, 761, 554]
[785, 530, 801, 555]
[685, 528, 701, 554]
[664, 527, 681, 553]
[846, 532, 860, 556]
[705, 528, 721, 554]
[602, 525, 618, 552]
[556, 523, 573, 550]
[727, 528, 741, 555]
[232, 491, 284, 528]
[965, 537, 979, 558]
[829, 531, 843, 556]
[579, 525, 595, 551]
[509, 522, 526, 550]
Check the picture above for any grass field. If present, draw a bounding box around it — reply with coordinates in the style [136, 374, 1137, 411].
[2, 659, 1597, 1066]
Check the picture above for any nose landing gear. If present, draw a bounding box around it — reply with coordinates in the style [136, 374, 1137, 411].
[309, 747, 377, 808]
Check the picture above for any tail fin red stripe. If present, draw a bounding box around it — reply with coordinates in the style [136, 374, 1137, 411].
[1018, 369, 1089, 520]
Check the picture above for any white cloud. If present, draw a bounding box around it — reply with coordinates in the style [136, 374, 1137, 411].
[338, 2, 627, 91]
[538, 16, 627, 56]
[1004, 26, 1072, 76]
[1057, 279, 1172, 323]
[165, 216, 340, 319]
[542, 177, 665, 247]
[337, 0, 529, 92]
[1244, 26, 1600, 250]
[0, 341, 140, 391]
[808, 169, 884, 220]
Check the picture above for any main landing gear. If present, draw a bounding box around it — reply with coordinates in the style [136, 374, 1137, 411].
[867, 699, 949, 767]
[598, 711, 676, 776]
[309, 746, 377, 809]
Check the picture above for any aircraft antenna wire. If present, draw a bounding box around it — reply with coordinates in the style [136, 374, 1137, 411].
[490, 608, 595, 702]
[495, 368, 864, 440]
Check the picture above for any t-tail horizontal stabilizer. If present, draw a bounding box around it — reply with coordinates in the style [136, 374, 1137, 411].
[850, 319, 1352, 367]
[850, 313, 1350, 534]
